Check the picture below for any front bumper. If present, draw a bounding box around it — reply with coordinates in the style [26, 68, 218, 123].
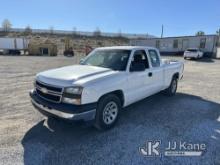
[184, 54, 197, 58]
[30, 90, 97, 121]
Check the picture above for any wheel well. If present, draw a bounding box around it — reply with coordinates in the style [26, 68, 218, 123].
[173, 73, 179, 79]
[98, 90, 125, 106]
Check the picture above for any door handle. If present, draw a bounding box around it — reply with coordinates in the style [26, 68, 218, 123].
[148, 72, 153, 77]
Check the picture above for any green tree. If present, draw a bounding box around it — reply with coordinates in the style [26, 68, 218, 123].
[195, 31, 205, 36]
[1, 19, 12, 32]
[216, 29, 220, 35]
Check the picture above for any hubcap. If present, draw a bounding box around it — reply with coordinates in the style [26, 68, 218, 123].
[171, 80, 177, 93]
[103, 101, 118, 125]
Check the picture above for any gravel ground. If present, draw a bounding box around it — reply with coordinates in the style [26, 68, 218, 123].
[0, 55, 220, 165]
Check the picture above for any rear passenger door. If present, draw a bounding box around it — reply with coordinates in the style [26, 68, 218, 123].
[148, 49, 164, 93]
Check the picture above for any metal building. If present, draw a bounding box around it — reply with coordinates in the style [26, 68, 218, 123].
[130, 35, 219, 58]
[28, 38, 57, 56]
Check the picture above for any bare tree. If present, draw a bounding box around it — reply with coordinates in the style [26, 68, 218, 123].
[24, 25, 32, 35]
[117, 29, 122, 37]
[72, 27, 77, 35]
[49, 26, 54, 34]
[93, 27, 101, 37]
[195, 31, 205, 36]
[72, 27, 78, 36]
[1, 19, 12, 32]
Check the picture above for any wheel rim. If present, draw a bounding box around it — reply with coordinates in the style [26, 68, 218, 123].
[171, 79, 177, 93]
[103, 101, 118, 125]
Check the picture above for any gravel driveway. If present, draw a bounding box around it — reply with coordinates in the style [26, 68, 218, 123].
[0, 55, 220, 165]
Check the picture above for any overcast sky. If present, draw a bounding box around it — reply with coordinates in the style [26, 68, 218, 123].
[0, 0, 219, 37]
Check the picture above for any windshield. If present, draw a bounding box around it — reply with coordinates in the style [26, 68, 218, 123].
[81, 49, 131, 71]
[187, 49, 198, 52]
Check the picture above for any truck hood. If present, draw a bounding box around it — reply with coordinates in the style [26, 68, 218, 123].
[36, 65, 115, 86]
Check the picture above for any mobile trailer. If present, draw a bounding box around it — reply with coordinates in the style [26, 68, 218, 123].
[130, 35, 219, 58]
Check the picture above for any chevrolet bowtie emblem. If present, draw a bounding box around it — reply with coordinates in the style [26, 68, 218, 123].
[41, 88, 48, 94]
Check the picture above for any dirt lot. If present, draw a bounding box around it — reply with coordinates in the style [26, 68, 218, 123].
[0, 55, 220, 165]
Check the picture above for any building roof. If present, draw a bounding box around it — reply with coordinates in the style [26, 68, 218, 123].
[131, 34, 218, 41]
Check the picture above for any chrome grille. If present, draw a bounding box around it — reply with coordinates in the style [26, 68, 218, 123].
[35, 80, 63, 103]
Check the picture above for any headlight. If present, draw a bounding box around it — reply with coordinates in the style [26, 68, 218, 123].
[62, 87, 83, 105]
[62, 97, 81, 105]
[64, 87, 83, 95]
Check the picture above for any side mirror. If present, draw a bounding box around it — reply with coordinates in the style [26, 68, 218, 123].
[130, 63, 145, 72]
[79, 58, 85, 64]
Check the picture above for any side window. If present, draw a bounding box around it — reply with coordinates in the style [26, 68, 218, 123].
[131, 50, 149, 69]
[148, 50, 160, 67]
[200, 38, 206, 48]
[173, 39, 178, 48]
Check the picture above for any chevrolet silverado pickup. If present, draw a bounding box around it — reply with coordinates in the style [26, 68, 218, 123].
[30, 46, 184, 130]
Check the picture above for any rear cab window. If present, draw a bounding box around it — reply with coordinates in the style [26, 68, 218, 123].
[148, 49, 160, 67]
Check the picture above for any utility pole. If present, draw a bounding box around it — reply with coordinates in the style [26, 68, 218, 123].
[161, 24, 164, 38]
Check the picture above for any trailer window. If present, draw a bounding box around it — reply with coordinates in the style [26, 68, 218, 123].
[148, 50, 160, 67]
[173, 39, 178, 48]
[156, 40, 160, 49]
[200, 38, 206, 48]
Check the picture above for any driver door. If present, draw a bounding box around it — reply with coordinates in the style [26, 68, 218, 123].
[126, 49, 155, 105]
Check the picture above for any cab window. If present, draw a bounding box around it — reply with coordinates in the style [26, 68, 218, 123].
[148, 49, 160, 67]
[131, 50, 149, 69]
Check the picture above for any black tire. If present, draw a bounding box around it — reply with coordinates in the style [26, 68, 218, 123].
[94, 94, 121, 130]
[164, 77, 178, 96]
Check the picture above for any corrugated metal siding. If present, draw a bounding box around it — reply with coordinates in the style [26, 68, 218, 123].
[0, 38, 29, 50]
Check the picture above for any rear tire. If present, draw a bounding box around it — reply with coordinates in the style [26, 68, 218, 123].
[164, 77, 178, 96]
[94, 94, 121, 130]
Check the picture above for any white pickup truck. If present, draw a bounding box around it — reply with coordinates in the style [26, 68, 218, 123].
[30, 46, 184, 130]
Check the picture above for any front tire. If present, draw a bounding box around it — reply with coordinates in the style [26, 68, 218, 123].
[164, 77, 178, 96]
[94, 94, 121, 130]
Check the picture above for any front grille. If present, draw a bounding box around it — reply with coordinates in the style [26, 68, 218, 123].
[35, 80, 63, 103]
[36, 81, 62, 93]
[36, 89, 61, 102]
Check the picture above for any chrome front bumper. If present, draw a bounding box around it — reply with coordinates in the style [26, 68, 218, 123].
[30, 90, 96, 121]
